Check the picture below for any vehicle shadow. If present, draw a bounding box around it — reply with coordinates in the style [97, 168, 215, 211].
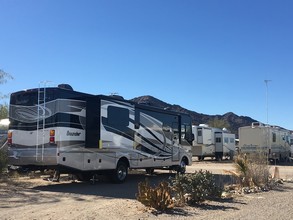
[33, 172, 235, 200]
[33, 172, 175, 199]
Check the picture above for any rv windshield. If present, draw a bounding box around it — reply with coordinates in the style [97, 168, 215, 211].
[9, 89, 55, 130]
[10, 89, 55, 106]
[9, 87, 91, 131]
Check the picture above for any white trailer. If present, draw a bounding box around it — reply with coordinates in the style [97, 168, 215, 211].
[7, 84, 194, 183]
[192, 125, 236, 161]
[238, 122, 292, 161]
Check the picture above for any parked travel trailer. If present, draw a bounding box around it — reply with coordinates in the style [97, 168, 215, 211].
[238, 122, 292, 161]
[192, 125, 236, 161]
[7, 84, 194, 182]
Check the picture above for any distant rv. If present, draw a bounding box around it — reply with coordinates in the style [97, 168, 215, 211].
[192, 124, 236, 161]
[238, 122, 292, 162]
[7, 84, 194, 183]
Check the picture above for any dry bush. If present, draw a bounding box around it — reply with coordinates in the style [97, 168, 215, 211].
[136, 178, 174, 211]
[0, 149, 7, 176]
[225, 153, 270, 189]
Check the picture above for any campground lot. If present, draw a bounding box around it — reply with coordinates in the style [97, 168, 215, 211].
[1, 159, 293, 220]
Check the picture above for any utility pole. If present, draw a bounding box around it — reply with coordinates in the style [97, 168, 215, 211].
[264, 79, 271, 163]
[264, 80, 271, 125]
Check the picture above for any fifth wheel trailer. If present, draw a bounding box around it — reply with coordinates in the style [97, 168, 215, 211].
[238, 122, 292, 161]
[7, 84, 194, 183]
[192, 125, 236, 161]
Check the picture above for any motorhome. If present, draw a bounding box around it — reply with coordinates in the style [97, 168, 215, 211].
[192, 125, 235, 161]
[7, 84, 194, 182]
[238, 122, 292, 161]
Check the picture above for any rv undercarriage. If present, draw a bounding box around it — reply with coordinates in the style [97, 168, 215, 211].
[9, 155, 189, 183]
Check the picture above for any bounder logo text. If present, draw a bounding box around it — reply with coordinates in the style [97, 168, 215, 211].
[67, 131, 81, 136]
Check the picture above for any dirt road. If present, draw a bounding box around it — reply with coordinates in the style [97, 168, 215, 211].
[190, 159, 293, 179]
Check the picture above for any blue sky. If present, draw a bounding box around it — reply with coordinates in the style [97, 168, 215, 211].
[1, 0, 293, 129]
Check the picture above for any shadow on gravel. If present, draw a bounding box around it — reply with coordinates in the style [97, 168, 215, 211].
[151, 208, 194, 218]
[33, 172, 236, 200]
[271, 182, 293, 192]
[33, 172, 176, 199]
[196, 203, 240, 211]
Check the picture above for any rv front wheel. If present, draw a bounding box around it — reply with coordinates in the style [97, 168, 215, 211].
[112, 161, 128, 183]
[177, 158, 187, 174]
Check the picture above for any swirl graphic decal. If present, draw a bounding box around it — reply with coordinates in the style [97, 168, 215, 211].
[13, 105, 52, 123]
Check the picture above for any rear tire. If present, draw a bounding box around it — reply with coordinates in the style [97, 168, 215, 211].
[146, 168, 155, 175]
[111, 161, 128, 183]
[215, 153, 223, 161]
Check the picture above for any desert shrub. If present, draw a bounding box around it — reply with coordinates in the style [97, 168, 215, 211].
[136, 178, 174, 211]
[171, 170, 222, 205]
[0, 149, 8, 175]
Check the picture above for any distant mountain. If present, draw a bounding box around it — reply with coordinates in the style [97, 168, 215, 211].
[131, 95, 256, 137]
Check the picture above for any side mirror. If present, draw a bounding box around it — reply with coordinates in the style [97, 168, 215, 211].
[163, 126, 171, 132]
[191, 133, 195, 141]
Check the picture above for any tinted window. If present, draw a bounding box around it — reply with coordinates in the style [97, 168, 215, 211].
[108, 106, 129, 128]
[216, 137, 222, 143]
[272, 132, 276, 142]
[197, 129, 202, 136]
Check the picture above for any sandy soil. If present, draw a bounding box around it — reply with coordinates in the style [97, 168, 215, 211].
[1, 161, 293, 220]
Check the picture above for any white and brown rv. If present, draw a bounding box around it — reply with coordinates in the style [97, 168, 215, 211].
[7, 84, 194, 183]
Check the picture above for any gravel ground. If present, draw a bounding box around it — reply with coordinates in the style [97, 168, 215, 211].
[1, 161, 293, 220]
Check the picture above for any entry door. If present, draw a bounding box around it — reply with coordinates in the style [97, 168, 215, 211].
[171, 122, 180, 161]
[215, 132, 223, 153]
[197, 128, 203, 144]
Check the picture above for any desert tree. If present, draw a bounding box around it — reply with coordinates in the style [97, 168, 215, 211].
[208, 117, 230, 130]
[0, 69, 13, 99]
[0, 69, 13, 118]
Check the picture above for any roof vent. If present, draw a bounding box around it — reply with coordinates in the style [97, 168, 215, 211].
[110, 95, 124, 100]
[252, 122, 264, 128]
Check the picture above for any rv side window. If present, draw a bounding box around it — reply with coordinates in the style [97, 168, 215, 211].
[197, 129, 202, 136]
[224, 137, 229, 143]
[107, 106, 129, 128]
[272, 132, 276, 142]
[172, 122, 179, 139]
[181, 124, 192, 139]
[216, 137, 221, 143]
[230, 138, 235, 143]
